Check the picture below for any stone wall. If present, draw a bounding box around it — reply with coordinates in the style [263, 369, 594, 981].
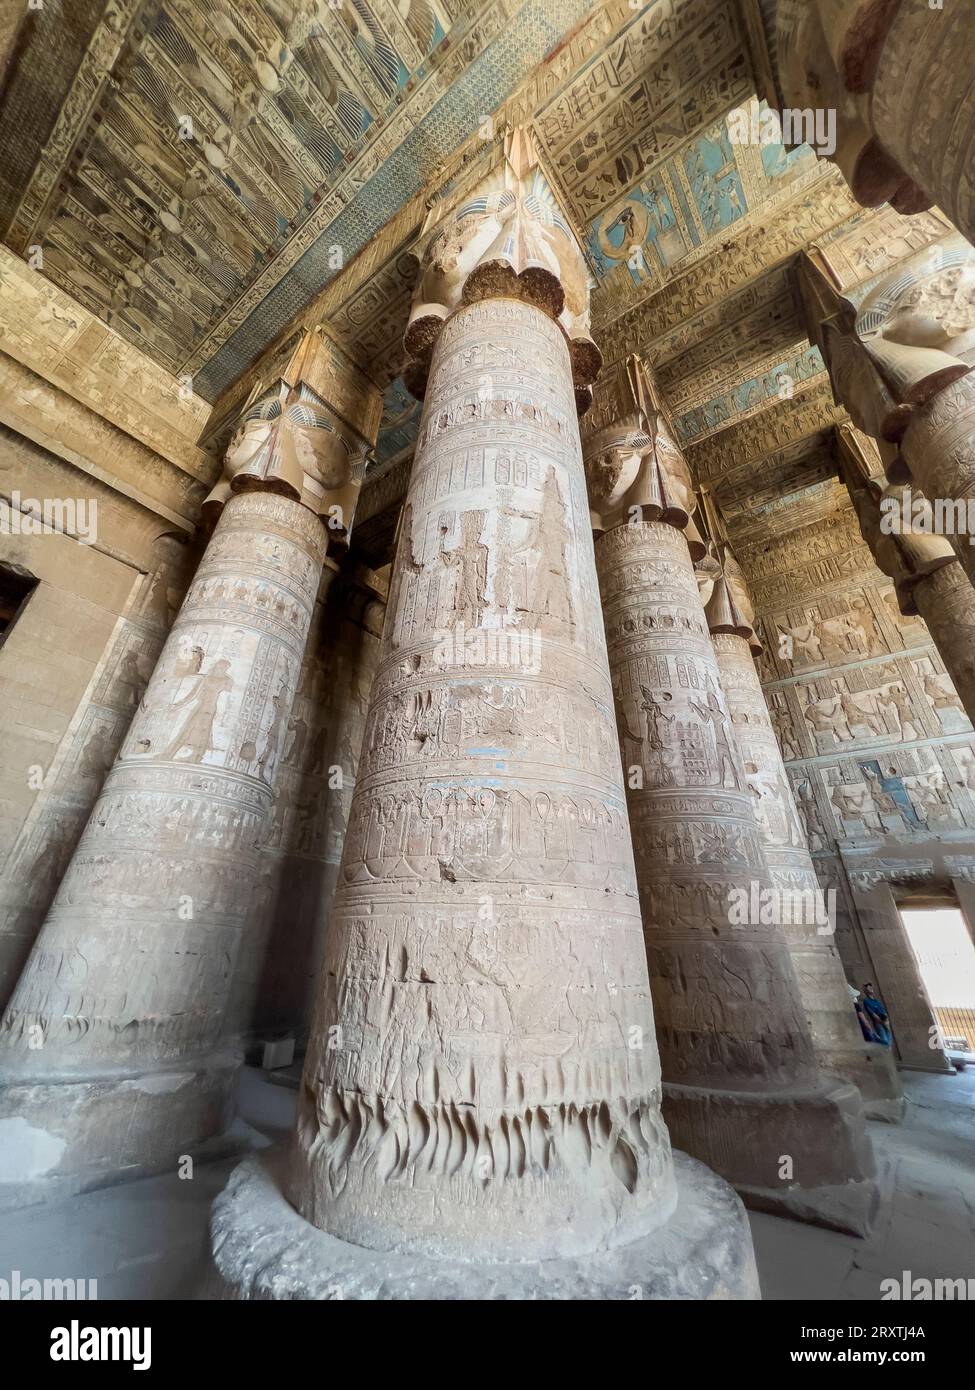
[736, 485, 975, 1066]
[0, 422, 198, 1009]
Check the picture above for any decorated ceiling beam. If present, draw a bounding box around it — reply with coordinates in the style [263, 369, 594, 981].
[596, 166, 859, 360]
[684, 376, 845, 486]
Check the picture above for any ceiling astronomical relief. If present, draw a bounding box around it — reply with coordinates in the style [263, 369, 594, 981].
[0, 0, 602, 397]
[1, 0, 814, 417]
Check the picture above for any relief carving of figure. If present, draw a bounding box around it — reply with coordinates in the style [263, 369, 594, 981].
[885, 685, 921, 741]
[779, 618, 822, 665]
[441, 510, 489, 629]
[862, 764, 925, 832]
[690, 683, 742, 791]
[838, 688, 884, 738]
[803, 693, 852, 743]
[923, 672, 966, 725]
[528, 469, 576, 637]
[157, 656, 234, 762]
[258, 683, 290, 782]
[640, 687, 673, 753]
[829, 780, 883, 835]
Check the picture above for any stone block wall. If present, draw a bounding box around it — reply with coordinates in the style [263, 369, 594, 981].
[736, 486, 975, 1067]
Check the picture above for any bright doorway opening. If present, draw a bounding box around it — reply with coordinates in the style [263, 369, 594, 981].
[901, 907, 975, 1055]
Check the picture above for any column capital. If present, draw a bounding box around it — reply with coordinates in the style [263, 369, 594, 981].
[798, 236, 975, 444]
[774, 1, 975, 243]
[774, 0, 931, 213]
[835, 421, 957, 612]
[200, 327, 381, 548]
[402, 126, 600, 408]
[581, 354, 703, 549]
[695, 487, 761, 655]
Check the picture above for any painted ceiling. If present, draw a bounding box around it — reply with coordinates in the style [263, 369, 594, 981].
[0, 0, 953, 557]
[0, 0, 600, 395]
[0, 0, 808, 413]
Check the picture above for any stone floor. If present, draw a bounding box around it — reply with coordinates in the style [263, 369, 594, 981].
[1, 1066, 972, 1300]
[750, 1067, 975, 1300]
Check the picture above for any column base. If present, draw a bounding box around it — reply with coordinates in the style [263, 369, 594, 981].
[0, 1050, 239, 1207]
[818, 1044, 906, 1124]
[663, 1077, 880, 1237]
[737, 1173, 885, 1237]
[207, 1149, 761, 1301]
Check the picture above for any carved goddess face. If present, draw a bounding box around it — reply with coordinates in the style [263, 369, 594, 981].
[882, 265, 975, 353]
[585, 446, 641, 507]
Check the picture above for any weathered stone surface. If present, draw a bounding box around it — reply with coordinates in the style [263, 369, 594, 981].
[289, 292, 676, 1262]
[260, 136, 755, 1290]
[838, 426, 975, 729]
[210, 1148, 760, 1301]
[0, 491, 328, 1188]
[698, 528, 903, 1124]
[582, 355, 879, 1225]
[776, 0, 975, 242]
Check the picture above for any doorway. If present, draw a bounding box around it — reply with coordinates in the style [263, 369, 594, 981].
[900, 906, 975, 1055]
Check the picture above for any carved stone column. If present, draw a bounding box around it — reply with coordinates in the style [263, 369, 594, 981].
[209, 133, 759, 1301]
[582, 357, 877, 1234]
[801, 235, 975, 588]
[696, 497, 903, 1122]
[776, 0, 975, 243]
[0, 332, 378, 1197]
[837, 423, 975, 725]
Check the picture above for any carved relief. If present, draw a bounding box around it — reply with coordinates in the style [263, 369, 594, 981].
[290, 290, 676, 1263]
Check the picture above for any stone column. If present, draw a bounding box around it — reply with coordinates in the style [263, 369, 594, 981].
[837, 423, 975, 725]
[949, 865, 975, 959]
[581, 356, 877, 1234]
[800, 236, 975, 588]
[0, 334, 377, 1196]
[776, 0, 975, 243]
[695, 502, 903, 1121]
[209, 132, 759, 1301]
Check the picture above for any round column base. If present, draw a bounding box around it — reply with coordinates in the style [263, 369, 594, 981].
[207, 1148, 760, 1300]
[0, 1051, 239, 1207]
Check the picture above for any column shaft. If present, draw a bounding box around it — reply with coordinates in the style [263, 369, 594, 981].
[902, 374, 975, 590]
[289, 299, 675, 1262]
[0, 492, 327, 1187]
[596, 519, 875, 1214]
[712, 629, 903, 1119]
[912, 562, 975, 723]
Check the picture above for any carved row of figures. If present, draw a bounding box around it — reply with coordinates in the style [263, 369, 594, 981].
[788, 743, 975, 849]
[766, 655, 968, 762]
[387, 475, 584, 655]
